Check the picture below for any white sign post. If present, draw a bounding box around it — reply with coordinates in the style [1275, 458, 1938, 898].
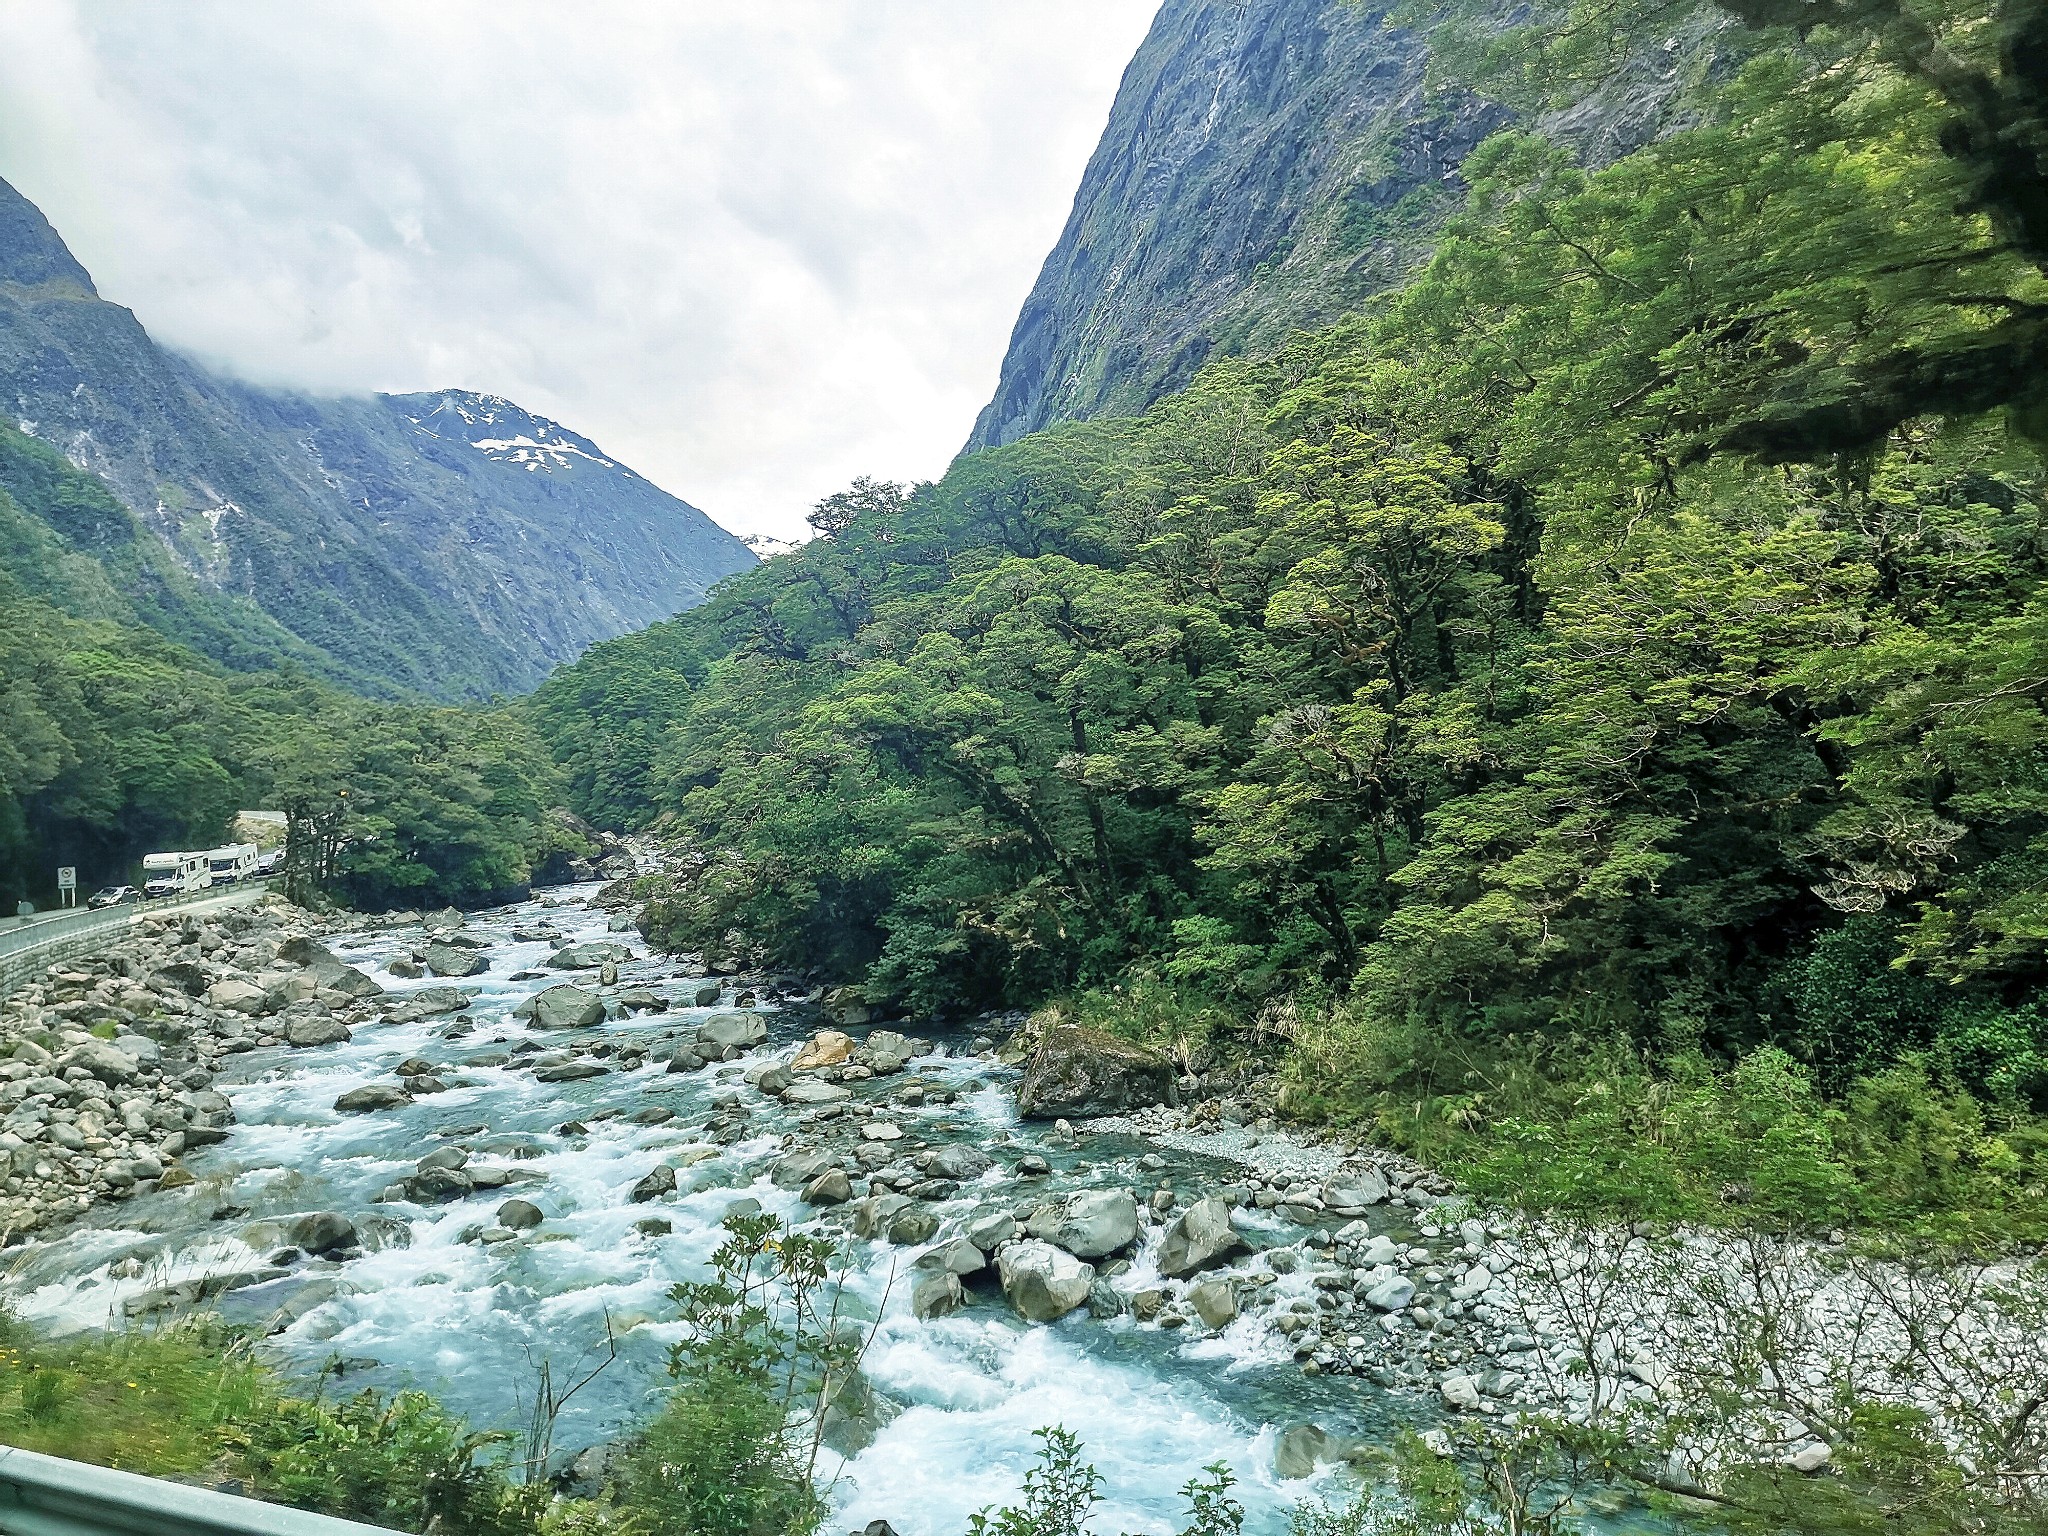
[55, 867, 76, 908]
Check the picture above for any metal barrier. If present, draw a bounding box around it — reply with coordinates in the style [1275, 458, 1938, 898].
[0, 881, 275, 998]
[0, 1445, 387, 1536]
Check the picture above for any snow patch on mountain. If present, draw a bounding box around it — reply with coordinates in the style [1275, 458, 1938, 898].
[394, 389, 630, 477]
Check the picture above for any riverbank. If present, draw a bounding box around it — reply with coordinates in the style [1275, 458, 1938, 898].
[0, 871, 2040, 1533]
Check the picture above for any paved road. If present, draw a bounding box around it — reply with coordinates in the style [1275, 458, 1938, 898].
[0, 879, 275, 994]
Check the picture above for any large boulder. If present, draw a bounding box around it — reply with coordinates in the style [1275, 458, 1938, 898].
[335, 1083, 413, 1113]
[207, 978, 270, 1014]
[912, 1271, 965, 1320]
[278, 936, 340, 967]
[284, 1015, 352, 1048]
[782, 1078, 852, 1105]
[630, 1165, 678, 1202]
[531, 985, 606, 1029]
[925, 1145, 993, 1182]
[315, 964, 384, 1000]
[771, 1150, 836, 1190]
[424, 942, 488, 979]
[698, 1013, 767, 1049]
[1156, 1197, 1248, 1278]
[424, 907, 466, 935]
[857, 1030, 914, 1074]
[548, 942, 632, 971]
[58, 1039, 140, 1086]
[997, 1240, 1095, 1322]
[284, 1211, 358, 1256]
[1187, 1278, 1238, 1329]
[1015, 1026, 1172, 1119]
[1025, 1188, 1138, 1259]
[1322, 1167, 1390, 1211]
[383, 987, 472, 1025]
[792, 1030, 853, 1070]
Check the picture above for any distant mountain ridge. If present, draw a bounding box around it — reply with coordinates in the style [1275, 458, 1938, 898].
[968, 0, 1704, 451]
[0, 175, 754, 700]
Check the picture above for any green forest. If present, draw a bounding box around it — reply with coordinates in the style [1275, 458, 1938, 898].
[529, 0, 2048, 1231]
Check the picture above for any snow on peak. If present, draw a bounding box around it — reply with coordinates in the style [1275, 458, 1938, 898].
[393, 389, 626, 476]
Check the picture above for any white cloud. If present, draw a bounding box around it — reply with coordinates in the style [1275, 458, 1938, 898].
[0, 1, 1161, 539]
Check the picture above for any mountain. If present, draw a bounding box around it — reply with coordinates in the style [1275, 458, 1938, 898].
[0, 175, 754, 700]
[966, 0, 1706, 451]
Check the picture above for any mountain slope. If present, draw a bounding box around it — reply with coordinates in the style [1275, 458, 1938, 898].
[0, 175, 754, 700]
[967, 0, 1703, 451]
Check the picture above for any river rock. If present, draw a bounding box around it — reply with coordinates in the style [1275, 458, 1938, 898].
[858, 1030, 913, 1074]
[335, 1083, 413, 1113]
[965, 1212, 1018, 1253]
[315, 964, 384, 1000]
[406, 1166, 475, 1203]
[1439, 1373, 1483, 1411]
[793, 1029, 853, 1069]
[1157, 1197, 1248, 1277]
[1323, 1168, 1389, 1211]
[782, 1077, 851, 1105]
[1015, 1026, 1172, 1119]
[803, 1168, 853, 1205]
[1187, 1277, 1238, 1329]
[1364, 1276, 1416, 1312]
[630, 1165, 677, 1202]
[997, 1240, 1095, 1322]
[424, 907, 466, 934]
[1026, 1188, 1139, 1259]
[692, 983, 721, 1007]
[425, 942, 488, 978]
[918, 1237, 987, 1279]
[548, 942, 631, 971]
[58, 1039, 141, 1086]
[285, 1211, 358, 1256]
[912, 1271, 965, 1320]
[925, 1145, 992, 1181]
[1274, 1424, 1362, 1480]
[279, 936, 340, 967]
[536, 1060, 609, 1082]
[531, 985, 606, 1029]
[772, 1150, 836, 1189]
[698, 1013, 767, 1049]
[208, 978, 270, 1014]
[284, 1016, 352, 1048]
[496, 1198, 544, 1231]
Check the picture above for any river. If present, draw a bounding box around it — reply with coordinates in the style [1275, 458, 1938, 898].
[6, 884, 1431, 1533]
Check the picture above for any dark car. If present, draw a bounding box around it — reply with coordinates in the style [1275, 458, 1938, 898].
[88, 885, 139, 909]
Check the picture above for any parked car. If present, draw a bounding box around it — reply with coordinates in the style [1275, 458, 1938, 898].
[88, 885, 139, 908]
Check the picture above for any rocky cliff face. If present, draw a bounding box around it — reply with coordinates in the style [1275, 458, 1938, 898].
[0, 176, 754, 700]
[967, 0, 1701, 451]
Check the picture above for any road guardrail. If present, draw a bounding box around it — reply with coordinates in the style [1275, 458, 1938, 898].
[0, 880, 275, 997]
[0, 1444, 389, 1536]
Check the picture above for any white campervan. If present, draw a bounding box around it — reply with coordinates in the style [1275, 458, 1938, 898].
[205, 843, 259, 885]
[141, 850, 211, 899]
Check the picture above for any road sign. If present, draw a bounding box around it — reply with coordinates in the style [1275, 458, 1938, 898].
[55, 867, 76, 907]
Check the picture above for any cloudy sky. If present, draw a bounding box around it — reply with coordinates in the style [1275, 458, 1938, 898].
[0, 2, 1161, 540]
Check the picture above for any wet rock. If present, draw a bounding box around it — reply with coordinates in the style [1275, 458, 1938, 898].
[692, 983, 721, 1007]
[698, 1013, 767, 1049]
[912, 1271, 965, 1320]
[383, 987, 471, 1024]
[1016, 1026, 1172, 1119]
[755, 1064, 793, 1096]
[536, 1060, 610, 1082]
[630, 1165, 677, 1202]
[803, 1168, 852, 1205]
[284, 1016, 352, 1048]
[424, 908, 466, 935]
[1275, 1424, 1360, 1480]
[793, 1029, 853, 1070]
[315, 965, 384, 1000]
[387, 959, 426, 979]
[857, 1030, 913, 1074]
[997, 1239, 1095, 1322]
[1323, 1167, 1390, 1210]
[1025, 1188, 1139, 1260]
[1188, 1278, 1238, 1329]
[1086, 1279, 1126, 1318]
[530, 984, 605, 1029]
[425, 942, 488, 979]
[782, 1077, 852, 1105]
[497, 1198, 544, 1230]
[152, 961, 211, 997]
[406, 1166, 475, 1203]
[418, 1147, 469, 1172]
[548, 941, 632, 971]
[965, 1212, 1018, 1253]
[285, 1211, 359, 1257]
[771, 1150, 835, 1190]
[924, 1145, 991, 1181]
[917, 1237, 988, 1280]
[1157, 1197, 1248, 1278]
[335, 1083, 413, 1113]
